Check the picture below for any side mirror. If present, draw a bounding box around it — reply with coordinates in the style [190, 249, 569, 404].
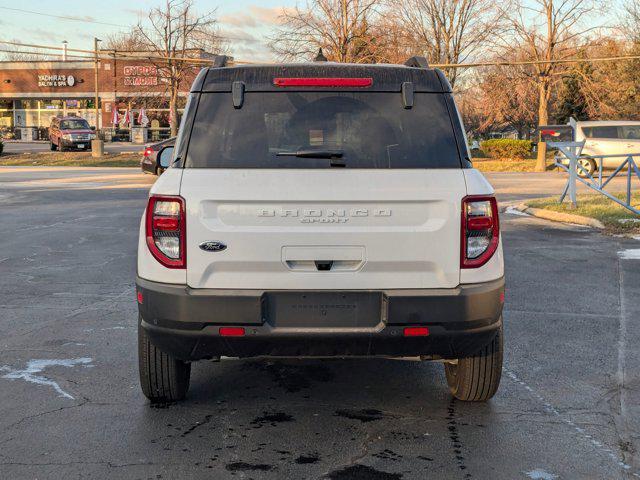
[158, 146, 175, 168]
[90, 126, 96, 131]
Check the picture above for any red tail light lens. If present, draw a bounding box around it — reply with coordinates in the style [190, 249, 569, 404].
[273, 77, 373, 87]
[461, 195, 499, 268]
[404, 327, 429, 337]
[143, 148, 153, 157]
[145, 195, 186, 268]
[219, 327, 245, 337]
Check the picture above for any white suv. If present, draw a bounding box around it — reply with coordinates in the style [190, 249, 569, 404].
[575, 120, 640, 175]
[136, 57, 505, 404]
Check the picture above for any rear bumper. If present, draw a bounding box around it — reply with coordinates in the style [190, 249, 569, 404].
[136, 277, 504, 361]
[61, 139, 91, 149]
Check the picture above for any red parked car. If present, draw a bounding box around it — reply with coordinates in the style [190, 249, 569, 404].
[49, 116, 96, 151]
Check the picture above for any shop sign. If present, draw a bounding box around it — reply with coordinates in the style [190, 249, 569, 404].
[38, 74, 76, 87]
[123, 65, 158, 86]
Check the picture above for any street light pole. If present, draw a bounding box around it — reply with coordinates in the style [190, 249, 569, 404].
[92, 37, 104, 157]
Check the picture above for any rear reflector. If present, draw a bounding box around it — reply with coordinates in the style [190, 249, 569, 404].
[467, 216, 493, 231]
[152, 216, 179, 231]
[136, 291, 143, 304]
[403, 327, 429, 337]
[273, 77, 373, 87]
[219, 327, 245, 337]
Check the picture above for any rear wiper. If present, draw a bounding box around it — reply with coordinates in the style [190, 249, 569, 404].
[276, 149, 343, 159]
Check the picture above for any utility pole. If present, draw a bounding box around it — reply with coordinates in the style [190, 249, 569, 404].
[92, 37, 104, 157]
[94, 37, 101, 129]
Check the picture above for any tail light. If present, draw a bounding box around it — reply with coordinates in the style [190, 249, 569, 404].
[145, 195, 186, 268]
[461, 195, 499, 268]
[143, 147, 153, 157]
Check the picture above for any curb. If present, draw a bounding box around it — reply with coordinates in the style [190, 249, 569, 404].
[505, 203, 605, 229]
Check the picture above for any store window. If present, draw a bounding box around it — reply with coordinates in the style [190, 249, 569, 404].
[0, 100, 13, 136]
[9, 99, 99, 138]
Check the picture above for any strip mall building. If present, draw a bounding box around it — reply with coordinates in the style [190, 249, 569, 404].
[0, 51, 211, 142]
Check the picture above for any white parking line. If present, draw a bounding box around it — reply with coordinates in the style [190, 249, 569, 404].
[618, 249, 640, 260]
[504, 367, 639, 477]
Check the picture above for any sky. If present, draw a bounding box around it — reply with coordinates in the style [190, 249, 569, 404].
[0, 0, 298, 61]
[0, 0, 628, 63]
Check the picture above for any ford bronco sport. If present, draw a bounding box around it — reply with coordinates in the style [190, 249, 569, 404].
[136, 56, 505, 403]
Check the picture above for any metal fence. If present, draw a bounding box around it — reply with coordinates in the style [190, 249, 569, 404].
[550, 140, 640, 215]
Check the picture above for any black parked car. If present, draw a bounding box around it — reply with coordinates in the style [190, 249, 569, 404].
[141, 137, 176, 175]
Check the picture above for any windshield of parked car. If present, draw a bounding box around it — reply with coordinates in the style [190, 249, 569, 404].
[185, 92, 462, 168]
[60, 119, 90, 130]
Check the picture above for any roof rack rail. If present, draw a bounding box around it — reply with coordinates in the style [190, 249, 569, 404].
[404, 56, 429, 68]
[211, 55, 231, 67]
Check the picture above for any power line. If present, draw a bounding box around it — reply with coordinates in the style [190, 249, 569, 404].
[431, 54, 640, 69]
[1, 39, 640, 69]
[0, 6, 256, 42]
[0, 40, 222, 65]
[0, 6, 128, 28]
[0, 48, 92, 59]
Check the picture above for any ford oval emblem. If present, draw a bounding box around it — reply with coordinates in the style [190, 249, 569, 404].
[199, 241, 227, 252]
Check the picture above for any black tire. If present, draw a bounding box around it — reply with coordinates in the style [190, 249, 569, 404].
[50, 141, 57, 151]
[138, 316, 191, 403]
[577, 156, 596, 178]
[444, 321, 503, 402]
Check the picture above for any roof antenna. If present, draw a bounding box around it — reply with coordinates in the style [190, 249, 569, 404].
[314, 48, 328, 62]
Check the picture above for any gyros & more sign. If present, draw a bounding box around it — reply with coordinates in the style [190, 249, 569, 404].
[123, 65, 158, 86]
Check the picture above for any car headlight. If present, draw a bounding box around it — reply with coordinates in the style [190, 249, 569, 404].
[90, 134, 97, 140]
[62, 134, 72, 140]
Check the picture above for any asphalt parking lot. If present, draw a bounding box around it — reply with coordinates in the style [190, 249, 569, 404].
[1, 167, 639, 479]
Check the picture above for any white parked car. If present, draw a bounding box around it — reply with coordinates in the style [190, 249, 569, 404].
[573, 120, 640, 175]
[135, 57, 505, 404]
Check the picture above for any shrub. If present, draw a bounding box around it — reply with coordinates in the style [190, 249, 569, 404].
[480, 139, 532, 159]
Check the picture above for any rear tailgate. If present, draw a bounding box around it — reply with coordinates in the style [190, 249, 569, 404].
[183, 169, 465, 290]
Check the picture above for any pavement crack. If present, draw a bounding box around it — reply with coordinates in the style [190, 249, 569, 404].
[180, 414, 213, 437]
[3, 400, 88, 430]
[321, 429, 379, 477]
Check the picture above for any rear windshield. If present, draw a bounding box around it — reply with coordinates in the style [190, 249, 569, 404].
[185, 92, 462, 168]
[60, 119, 90, 130]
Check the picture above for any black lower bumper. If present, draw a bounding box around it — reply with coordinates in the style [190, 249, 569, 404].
[61, 140, 91, 150]
[136, 277, 504, 361]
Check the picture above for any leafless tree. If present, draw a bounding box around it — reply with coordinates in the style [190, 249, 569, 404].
[0, 44, 55, 61]
[389, 0, 506, 87]
[133, 0, 225, 136]
[270, 0, 382, 63]
[502, 0, 601, 170]
[575, 38, 640, 120]
[477, 63, 539, 138]
[104, 32, 149, 52]
[623, 0, 640, 40]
